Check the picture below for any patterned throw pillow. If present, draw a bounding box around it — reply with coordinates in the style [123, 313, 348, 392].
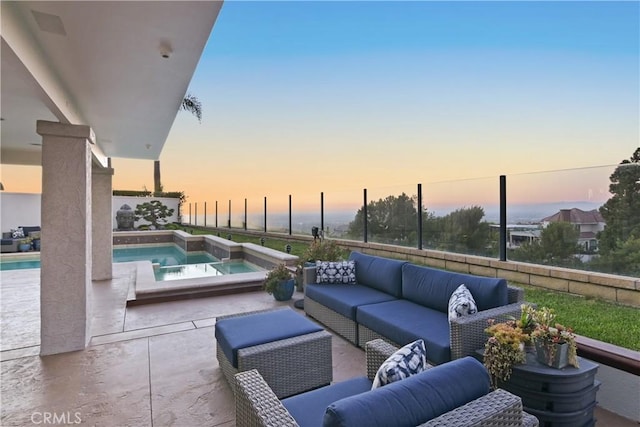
[448, 284, 478, 322]
[316, 260, 356, 284]
[371, 339, 428, 389]
[11, 228, 25, 239]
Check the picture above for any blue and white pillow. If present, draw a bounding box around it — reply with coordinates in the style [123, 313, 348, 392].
[11, 228, 24, 239]
[316, 260, 356, 284]
[371, 339, 428, 389]
[448, 284, 478, 322]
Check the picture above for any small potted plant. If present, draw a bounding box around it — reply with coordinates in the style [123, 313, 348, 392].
[18, 236, 33, 252]
[295, 239, 345, 291]
[530, 307, 579, 369]
[263, 264, 295, 301]
[483, 318, 528, 389]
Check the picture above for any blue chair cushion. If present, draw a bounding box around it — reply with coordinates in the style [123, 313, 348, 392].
[401, 263, 508, 312]
[282, 376, 372, 427]
[348, 252, 406, 297]
[357, 300, 451, 365]
[215, 308, 323, 368]
[323, 357, 491, 427]
[306, 283, 397, 320]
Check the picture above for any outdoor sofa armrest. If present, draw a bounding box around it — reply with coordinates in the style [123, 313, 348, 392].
[234, 369, 298, 427]
[450, 302, 525, 360]
[365, 338, 398, 380]
[419, 388, 538, 427]
[507, 285, 524, 304]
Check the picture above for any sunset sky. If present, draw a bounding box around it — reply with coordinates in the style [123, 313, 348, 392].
[2, 1, 639, 212]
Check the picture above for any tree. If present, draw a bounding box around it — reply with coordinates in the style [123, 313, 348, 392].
[589, 236, 640, 276]
[181, 93, 202, 123]
[154, 94, 203, 192]
[597, 148, 640, 255]
[135, 200, 175, 229]
[347, 193, 420, 245]
[433, 206, 491, 254]
[510, 222, 581, 267]
[539, 222, 581, 263]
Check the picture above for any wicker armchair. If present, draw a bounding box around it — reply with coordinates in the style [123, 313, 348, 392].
[234, 339, 538, 427]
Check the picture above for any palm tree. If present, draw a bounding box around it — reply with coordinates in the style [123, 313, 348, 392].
[181, 93, 202, 123]
[154, 93, 203, 192]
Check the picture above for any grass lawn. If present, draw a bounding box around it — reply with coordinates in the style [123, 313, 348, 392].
[520, 285, 640, 351]
[184, 227, 640, 351]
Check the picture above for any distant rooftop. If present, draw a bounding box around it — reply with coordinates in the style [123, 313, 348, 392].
[541, 208, 605, 225]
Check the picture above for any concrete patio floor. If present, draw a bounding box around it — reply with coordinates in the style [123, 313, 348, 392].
[1, 263, 635, 426]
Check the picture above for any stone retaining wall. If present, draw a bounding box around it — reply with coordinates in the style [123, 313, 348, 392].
[339, 240, 639, 307]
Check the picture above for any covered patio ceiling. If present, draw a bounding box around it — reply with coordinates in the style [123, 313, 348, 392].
[1, 1, 223, 167]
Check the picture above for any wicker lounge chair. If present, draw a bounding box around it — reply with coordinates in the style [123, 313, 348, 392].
[234, 339, 539, 427]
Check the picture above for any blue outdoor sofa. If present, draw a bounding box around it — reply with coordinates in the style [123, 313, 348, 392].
[1, 226, 41, 253]
[234, 339, 539, 427]
[304, 251, 525, 365]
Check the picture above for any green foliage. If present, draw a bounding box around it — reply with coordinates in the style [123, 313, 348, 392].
[539, 222, 581, 262]
[522, 285, 640, 351]
[347, 193, 420, 245]
[134, 200, 175, 229]
[509, 222, 582, 268]
[113, 190, 152, 197]
[598, 148, 640, 259]
[427, 206, 492, 255]
[262, 264, 292, 295]
[484, 320, 528, 389]
[301, 240, 346, 263]
[588, 236, 640, 277]
[181, 93, 202, 123]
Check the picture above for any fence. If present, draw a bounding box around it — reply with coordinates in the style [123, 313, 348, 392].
[184, 164, 640, 279]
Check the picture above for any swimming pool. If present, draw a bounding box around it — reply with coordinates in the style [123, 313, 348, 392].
[0, 245, 262, 280]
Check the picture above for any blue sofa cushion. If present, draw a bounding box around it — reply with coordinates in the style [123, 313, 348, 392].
[323, 357, 491, 427]
[306, 283, 397, 320]
[215, 308, 323, 368]
[348, 252, 406, 298]
[282, 376, 372, 427]
[357, 300, 451, 365]
[401, 263, 508, 312]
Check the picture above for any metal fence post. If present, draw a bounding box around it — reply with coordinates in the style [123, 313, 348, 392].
[500, 175, 507, 261]
[264, 196, 267, 232]
[363, 188, 368, 243]
[321, 192, 324, 235]
[417, 183, 423, 250]
[289, 195, 292, 235]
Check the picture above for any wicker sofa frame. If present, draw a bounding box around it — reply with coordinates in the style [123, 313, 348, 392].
[234, 339, 539, 427]
[304, 264, 525, 361]
[216, 308, 333, 399]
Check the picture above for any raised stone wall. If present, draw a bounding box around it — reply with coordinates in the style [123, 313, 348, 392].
[339, 240, 640, 307]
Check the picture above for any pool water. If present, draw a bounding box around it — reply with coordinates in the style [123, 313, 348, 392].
[154, 260, 260, 281]
[0, 245, 261, 280]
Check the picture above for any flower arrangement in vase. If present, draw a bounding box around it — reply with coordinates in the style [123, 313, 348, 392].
[530, 307, 579, 369]
[483, 318, 529, 389]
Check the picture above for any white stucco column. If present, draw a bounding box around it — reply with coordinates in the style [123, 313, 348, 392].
[92, 166, 113, 280]
[37, 120, 93, 355]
